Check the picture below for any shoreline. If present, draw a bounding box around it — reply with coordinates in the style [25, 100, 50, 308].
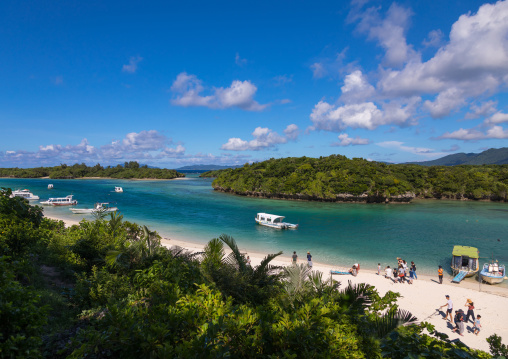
[44, 213, 508, 352]
[0, 176, 184, 181]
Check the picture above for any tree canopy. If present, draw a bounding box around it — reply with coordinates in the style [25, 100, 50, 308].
[203, 155, 508, 203]
[0, 162, 184, 179]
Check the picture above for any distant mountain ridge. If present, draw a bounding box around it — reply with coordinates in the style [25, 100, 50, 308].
[406, 147, 508, 166]
[176, 164, 243, 170]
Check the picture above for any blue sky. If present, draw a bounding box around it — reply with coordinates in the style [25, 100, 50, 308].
[2, 0, 508, 168]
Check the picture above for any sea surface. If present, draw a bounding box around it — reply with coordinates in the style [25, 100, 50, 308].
[2, 176, 507, 287]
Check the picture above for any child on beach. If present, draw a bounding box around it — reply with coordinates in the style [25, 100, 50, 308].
[473, 315, 482, 335]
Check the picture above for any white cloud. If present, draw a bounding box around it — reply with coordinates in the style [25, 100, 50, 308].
[332, 133, 370, 146]
[283, 124, 300, 140]
[339, 70, 376, 103]
[423, 87, 466, 118]
[122, 56, 143, 74]
[221, 126, 293, 151]
[350, 3, 418, 67]
[485, 111, 508, 125]
[170, 72, 267, 111]
[378, 0, 508, 107]
[310, 97, 419, 132]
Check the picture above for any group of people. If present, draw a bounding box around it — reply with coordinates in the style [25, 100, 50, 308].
[382, 258, 417, 284]
[439, 295, 482, 336]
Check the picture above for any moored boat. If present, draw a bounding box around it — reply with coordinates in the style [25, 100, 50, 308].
[479, 262, 506, 284]
[48, 184, 54, 189]
[255, 213, 298, 229]
[40, 195, 78, 206]
[10, 189, 40, 200]
[115, 187, 123, 193]
[451, 245, 479, 283]
[69, 202, 118, 214]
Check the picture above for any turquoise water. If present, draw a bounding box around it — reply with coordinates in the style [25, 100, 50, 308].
[1, 176, 507, 283]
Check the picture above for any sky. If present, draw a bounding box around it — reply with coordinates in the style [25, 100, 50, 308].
[1, 0, 508, 168]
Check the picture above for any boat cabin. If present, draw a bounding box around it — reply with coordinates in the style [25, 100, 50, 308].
[256, 213, 285, 224]
[451, 245, 479, 274]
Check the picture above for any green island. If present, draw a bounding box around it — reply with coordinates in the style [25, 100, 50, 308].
[202, 155, 508, 203]
[0, 161, 184, 180]
[1, 188, 507, 358]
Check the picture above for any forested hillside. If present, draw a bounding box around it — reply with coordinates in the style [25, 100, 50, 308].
[406, 147, 508, 166]
[1, 187, 504, 358]
[206, 155, 508, 203]
[0, 161, 184, 179]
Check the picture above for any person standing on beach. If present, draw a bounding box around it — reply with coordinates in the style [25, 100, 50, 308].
[438, 265, 444, 284]
[378, 263, 381, 275]
[440, 295, 453, 322]
[246, 256, 251, 266]
[292, 251, 298, 265]
[452, 309, 465, 336]
[410, 261, 417, 280]
[307, 252, 313, 268]
[465, 299, 475, 323]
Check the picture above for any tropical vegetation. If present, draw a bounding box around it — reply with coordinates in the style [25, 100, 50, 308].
[203, 155, 508, 202]
[0, 161, 184, 179]
[0, 187, 506, 358]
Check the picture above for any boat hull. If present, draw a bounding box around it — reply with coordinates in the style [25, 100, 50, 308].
[69, 207, 117, 214]
[480, 272, 504, 284]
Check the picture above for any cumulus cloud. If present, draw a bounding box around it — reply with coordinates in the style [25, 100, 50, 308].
[310, 96, 419, 132]
[283, 124, 300, 140]
[122, 56, 143, 74]
[378, 0, 508, 112]
[339, 70, 376, 103]
[349, 3, 418, 67]
[1, 131, 187, 166]
[332, 133, 370, 146]
[170, 72, 267, 111]
[221, 125, 299, 151]
[438, 111, 508, 141]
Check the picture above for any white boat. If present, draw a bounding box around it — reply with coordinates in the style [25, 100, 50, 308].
[115, 187, 123, 193]
[40, 195, 78, 206]
[479, 262, 506, 284]
[10, 189, 40, 200]
[69, 202, 118, 214]
[48, 184, 54, 189]
[255, 213, 298, 229]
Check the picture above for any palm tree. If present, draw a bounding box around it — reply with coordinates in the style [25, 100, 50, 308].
[199, 234, 283, 304]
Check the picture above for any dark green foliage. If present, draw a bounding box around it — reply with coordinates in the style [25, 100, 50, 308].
[0, 257, 49, 358]
[0, 162, 184, 179]
[210, 155, 508, 202]
[487, 334, 508, 358]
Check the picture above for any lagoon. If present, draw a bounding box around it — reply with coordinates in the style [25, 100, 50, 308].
[2, 176, 507, 287]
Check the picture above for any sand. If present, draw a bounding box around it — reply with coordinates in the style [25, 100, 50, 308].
[45, 214, 508, 353]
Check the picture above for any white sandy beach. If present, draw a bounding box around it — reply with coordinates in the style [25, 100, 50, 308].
[46, 214, 508, 353]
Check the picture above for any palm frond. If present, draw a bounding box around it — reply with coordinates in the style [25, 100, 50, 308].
[373, 309, 418, 338]
[219, 234, 247, 273]
[252, 251, 283, 279]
